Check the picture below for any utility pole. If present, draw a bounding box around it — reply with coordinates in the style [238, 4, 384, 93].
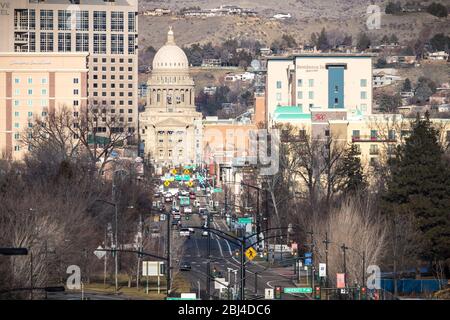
[206, 213, 211, 299]
[323, 232, 331, 287]
[240, 241, 245, 300]
[342, 243, 348, 290]
[112, 176, 119, 294]
[166, 209, 171, 296]
[30, 251, 33, 300]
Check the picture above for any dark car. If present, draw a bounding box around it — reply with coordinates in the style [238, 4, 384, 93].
[180, 262, 191, 271]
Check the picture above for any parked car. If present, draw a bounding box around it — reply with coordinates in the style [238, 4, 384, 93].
[202, 230, 209, 237]
[184, 207, 192, 214]
[165, 196, 172, 203]
[180, 262, 191, 271]
[189, 192, 196, 200]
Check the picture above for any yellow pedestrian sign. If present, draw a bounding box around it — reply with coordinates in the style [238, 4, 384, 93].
[184, 169, 191, 175]
[164, 180, 171, 187]
[171, 169, 177, 175]
[187, 181, 193, 187]
[245, 247, 257, 261]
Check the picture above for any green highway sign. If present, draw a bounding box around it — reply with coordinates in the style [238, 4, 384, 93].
[284, 287, 312, 294]
[213, 188, 223, 193]
[238, 217, 253, 224]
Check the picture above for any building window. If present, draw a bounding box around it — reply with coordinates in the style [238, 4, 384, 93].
[14, 100, 19, 107]
[76, 33, 89, 52]
[75, 10, 89, 31]
[28, 77, 32, 84]
[308, 79, 314, 87]
[58, 33, 71, 52]
[128, 12, 136, 32]
[370, 130, 378, 140]
[276, 93, 282, 101]
[352, 130, 360, 140]
[111, 12, 124, 32]
[28, 89, 33, 95]
[297, 79, 302, 87]
[128, 34, 136, 54]
[93, 34, 106, 54]
[41, 78, 47, 84]
[41, 89, 47, 95]
[370, 145, 379, 155]
[360, 79, 367, 87]
[58, 10, 72, 31]
[40, 32, 53, 52]
[361, 91, 367, 99]
[14, 78, 20, 84]
[297, 91, 303, 99]
[74, 89, 79, 95]
[309, 91, 314, 99]
[360, 104, 367, 112]
[111, 34, 124, 54]
[40, 10, 54, 30]
[14, 111, 19, 117]
[388, 130, 396, 140]
[276, 81, 282, 89]
[93, 11, 106, 31]
[15, 89, 20, 96]
[354, 144, 361, 154]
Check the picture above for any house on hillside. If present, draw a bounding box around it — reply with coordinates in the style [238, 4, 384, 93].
[202, 59, 222, 67]
[373, 69, 402, 87]
[273, 13, 292, 20]
[425, 51, 449, 61]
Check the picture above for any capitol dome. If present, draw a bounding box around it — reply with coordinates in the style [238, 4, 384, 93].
[152, 27, 189, 71]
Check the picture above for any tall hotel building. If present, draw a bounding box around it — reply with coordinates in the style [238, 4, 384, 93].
[0, 0, 139, 158]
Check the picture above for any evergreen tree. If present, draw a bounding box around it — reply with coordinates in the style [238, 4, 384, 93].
[402, 78, 412, 92]
[381, 35, 390, 44]
[427, 2, 448, 18]
[317, 28, 330, 51]
[357, 32, 371, 51]
[338, 144, 367, 195]
[382, 113, 450, 261]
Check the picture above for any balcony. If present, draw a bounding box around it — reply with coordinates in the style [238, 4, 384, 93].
[351, 135, 396, 143]
[369, 149, 379, 155]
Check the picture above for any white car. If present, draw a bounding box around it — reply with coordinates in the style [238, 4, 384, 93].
[184, 207, 192, 214]
[180, 228, 190, 237]
[202, 231, 209, 237]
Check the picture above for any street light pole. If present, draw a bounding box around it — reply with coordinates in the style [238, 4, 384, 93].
[113, 179, 119, 294]
[166, 209, 171, 296]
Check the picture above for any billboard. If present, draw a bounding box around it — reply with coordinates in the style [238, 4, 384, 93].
[336, 273, 346, 288]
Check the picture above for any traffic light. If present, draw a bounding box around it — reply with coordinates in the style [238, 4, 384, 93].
[360, 286, 367, 300]
[314, 286, 321, 300]
[275, 286, 282, 300]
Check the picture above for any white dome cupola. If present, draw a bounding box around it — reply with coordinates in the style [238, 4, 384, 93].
[152, 27, 189, 71]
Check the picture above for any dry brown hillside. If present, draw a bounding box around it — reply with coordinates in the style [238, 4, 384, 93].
[138, 2, 450, 49]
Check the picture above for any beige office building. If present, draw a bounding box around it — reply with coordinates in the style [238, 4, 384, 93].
[0, 52, 88, 159]
[0, 0, 139, 134]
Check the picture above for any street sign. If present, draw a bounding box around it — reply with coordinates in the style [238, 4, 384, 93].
[183, 169, 191, 175]
[213, 188, 223, 193]
[305, 252, 312, 258]
[214, 278, 228, 290]
[319, 263, 326, 277]
[93, 246, 106, 260]
[171, 169, 177, 175]
[181, 293, 197, 300]
[164, 180, 171, 187]
[337, 273, 346, 289]
[142, 261, 165, 276]
[238, 217, 253, 224]
[160, 214, 166, 221]
[245, 247, 257, 261]
[305, 258, 312, 266]
[284, 287, 312, 294]
[187, 181, 193, 187]
[265, 288, 274, 300]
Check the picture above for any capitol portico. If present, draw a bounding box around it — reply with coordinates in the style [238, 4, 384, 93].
[141, 27, 203, 168]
